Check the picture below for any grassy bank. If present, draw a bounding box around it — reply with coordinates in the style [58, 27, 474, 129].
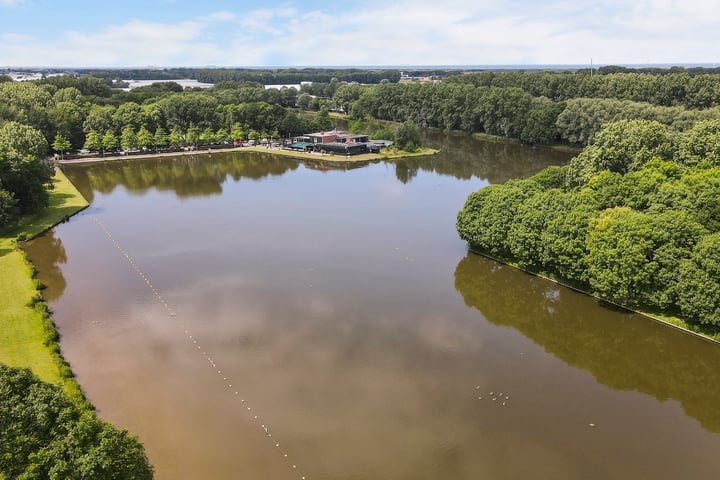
[244, 145, 439, 162]
[0, 168, 89, 405]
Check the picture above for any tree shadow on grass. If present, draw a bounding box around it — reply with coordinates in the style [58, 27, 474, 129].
[48, 191, 75, 207]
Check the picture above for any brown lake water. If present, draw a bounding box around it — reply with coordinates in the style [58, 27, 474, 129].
[25, 132, 720, 479]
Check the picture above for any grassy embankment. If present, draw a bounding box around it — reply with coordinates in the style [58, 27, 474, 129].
[244, 145, 438, 162]
[0, 168, 89, 405]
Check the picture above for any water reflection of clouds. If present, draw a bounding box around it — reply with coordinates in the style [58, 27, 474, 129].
[42, 145, 720, 478]
[414, 313, 485, 355]
[375, 179, 406, 198]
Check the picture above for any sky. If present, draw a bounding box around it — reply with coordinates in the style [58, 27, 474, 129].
[0, 0, 718, 68]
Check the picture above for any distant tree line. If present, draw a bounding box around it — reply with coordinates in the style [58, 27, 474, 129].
[457, 118, 720, 329]
[445, 70, 720, 108]
[346, 78, 720, 146]
[74, 67, 401, 85]
[4, 66, 720, 156]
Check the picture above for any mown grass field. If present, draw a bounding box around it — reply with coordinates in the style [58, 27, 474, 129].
[0, 169, 89, 403]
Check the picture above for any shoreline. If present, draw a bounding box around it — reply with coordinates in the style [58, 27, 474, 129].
[467, 248, 720, 345]
[56, 145, 439, 165]
[0, 169, 90, 406]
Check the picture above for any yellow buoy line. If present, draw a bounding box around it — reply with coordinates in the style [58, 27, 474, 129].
[92, 216, 308, 480]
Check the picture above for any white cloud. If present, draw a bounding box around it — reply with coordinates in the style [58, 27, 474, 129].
[238, 0, 719, 65]
[1, 33, 31, 42]
[0, 0, 718, 67]
[239, 6, 299, 36]
[0, 20, 222, 67]
[0, 0, 25, 6]
[203, 11, 236, 22]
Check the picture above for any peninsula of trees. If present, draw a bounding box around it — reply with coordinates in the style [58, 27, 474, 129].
[457, 118, 720, 331]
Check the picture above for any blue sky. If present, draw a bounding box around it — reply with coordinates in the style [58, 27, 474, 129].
[0, 0, 718, 67]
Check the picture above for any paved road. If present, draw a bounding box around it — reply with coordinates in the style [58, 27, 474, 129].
[56, 147, 247, 165]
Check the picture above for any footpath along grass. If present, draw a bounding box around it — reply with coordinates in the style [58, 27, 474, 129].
[0, 168, 89, 404]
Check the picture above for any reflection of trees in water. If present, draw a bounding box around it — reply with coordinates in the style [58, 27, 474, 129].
[23, 230, 67, 302]
[64, 131, 574, 193]
[395, 129, 575, 184]
[63, 152, 300, 200]
[330, 118, 574, 184]
[454, 252, 720, 433]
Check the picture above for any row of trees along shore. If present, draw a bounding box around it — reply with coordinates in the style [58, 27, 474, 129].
[457, 118, 720, 332]
[3, 66, 720, 157]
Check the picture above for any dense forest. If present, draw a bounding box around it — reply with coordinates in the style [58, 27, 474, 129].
[457, 118, 720, 330]
[0, 365, 153, 479]
[350, 71, 720, 145]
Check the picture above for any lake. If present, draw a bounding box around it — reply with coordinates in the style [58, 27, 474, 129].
[25, 132, 720, 479]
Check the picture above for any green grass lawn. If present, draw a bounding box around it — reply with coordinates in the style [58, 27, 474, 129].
[244, 145, 439, 162]
[0, 169, 89, 404]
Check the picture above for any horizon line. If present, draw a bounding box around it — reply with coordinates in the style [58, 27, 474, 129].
[2, 62, 719, 71]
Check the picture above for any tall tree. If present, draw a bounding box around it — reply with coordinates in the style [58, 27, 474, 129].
[153, 127, 169, 151]
[121, 126, 138, 151]
[83, 130, 102, 153]
[0, 123, 51, 215]
[677, 233, 720, 325]
[395, 120, 421, 152]
[102, 130, 118, 154]
[315, 105, 332, 131]
[52, 133, 72, 160]
[0, 121, 49, 159]
[136, 126, 153, 149]
[169, 129, 184, 148]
